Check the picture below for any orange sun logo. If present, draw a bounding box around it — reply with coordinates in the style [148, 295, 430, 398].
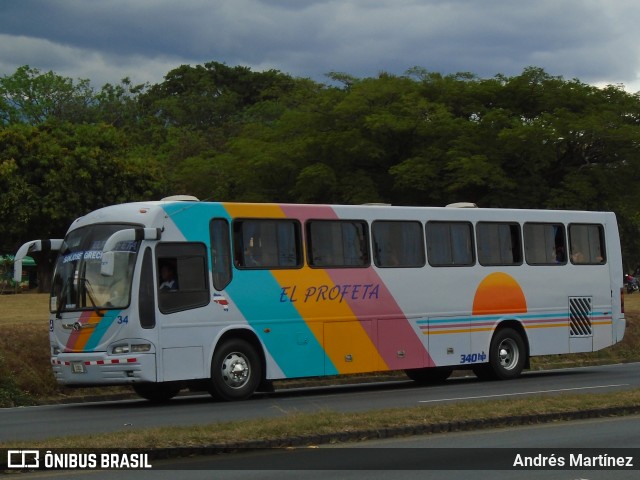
[472, 272, 527, 315]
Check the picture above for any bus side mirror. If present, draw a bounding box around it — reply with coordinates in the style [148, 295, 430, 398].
[101, 251, 115, 277]
[100, 227, 162, 277]
[13, 239, 63, 282]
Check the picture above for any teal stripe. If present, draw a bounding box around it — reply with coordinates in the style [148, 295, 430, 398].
[162, 202, 337, 378]
[417, 312, 571, 325]
[85, 310, 120, 351]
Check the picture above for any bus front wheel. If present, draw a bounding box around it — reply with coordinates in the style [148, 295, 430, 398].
[209, 338, 262, 401]
[487, 328, 526, 380]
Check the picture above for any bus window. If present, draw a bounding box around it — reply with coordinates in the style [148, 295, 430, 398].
[209, 218, 232, 290]
[157, 243, 210, 314]
[569, 224, 606, 264]
[307, 220, 369, 268]
[524, 223, 566, 265]
[372, 221, 425, 268]
[477, 222, 522, 266]
[233, 219, 302, 269]
[139, 247, 156, 328]
[425, 221, 474, 267]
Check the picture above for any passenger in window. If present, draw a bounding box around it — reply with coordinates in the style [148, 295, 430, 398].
[159, 263, 179, 291]
[244, 247, 260, 266]
[571, 250, 585, 264]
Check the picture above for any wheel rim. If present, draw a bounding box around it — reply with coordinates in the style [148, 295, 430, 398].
[497, 338, 519, 371]
[220, 351, 251, 389]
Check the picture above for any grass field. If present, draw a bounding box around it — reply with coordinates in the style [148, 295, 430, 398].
[0, 292, 638, 407]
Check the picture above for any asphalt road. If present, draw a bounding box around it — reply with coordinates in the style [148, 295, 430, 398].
[1, 362, 639, 443]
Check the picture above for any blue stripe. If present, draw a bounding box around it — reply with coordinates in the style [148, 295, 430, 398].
[162, 202, 337, 378]
[417, 310, 609, 326]
[417, 311, 572, 325]
[85, 310, 120, 351]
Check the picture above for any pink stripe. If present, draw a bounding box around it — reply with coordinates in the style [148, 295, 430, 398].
[326, 267, 433, 369]
[279, 204, 338, 222]
[280, 204, 432, 368]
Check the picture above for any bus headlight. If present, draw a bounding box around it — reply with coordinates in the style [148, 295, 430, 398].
[112, 344, 130, 354]
[112, 343, 151, 354]
[131, 343, 151, 353]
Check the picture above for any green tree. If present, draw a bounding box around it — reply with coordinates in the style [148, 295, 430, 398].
[0, 66, 95, 125]
[0, 120, 167, 290]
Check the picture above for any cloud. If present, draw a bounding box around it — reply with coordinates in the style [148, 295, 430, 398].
[0, 0, 639, 91]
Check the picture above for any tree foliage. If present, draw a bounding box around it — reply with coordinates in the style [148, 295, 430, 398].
[2, 63, 640, 273]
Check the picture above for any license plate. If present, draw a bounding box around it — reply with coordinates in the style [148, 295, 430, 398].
[71, 362, 86, 374]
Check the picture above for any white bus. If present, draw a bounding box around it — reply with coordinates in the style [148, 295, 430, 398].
[14, 198, 625, 402]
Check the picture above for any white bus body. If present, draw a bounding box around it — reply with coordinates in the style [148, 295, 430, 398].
[15, 200, 625, 401]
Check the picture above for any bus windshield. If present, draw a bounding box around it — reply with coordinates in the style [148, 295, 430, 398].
[51, 224, 140, 314]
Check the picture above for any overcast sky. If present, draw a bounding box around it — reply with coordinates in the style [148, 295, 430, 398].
[1, 0, 639, 92]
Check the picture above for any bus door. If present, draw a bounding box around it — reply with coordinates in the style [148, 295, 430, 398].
[155, 242, 211, 382]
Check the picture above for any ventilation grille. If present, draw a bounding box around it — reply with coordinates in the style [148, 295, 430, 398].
[569, 296, 593, 336]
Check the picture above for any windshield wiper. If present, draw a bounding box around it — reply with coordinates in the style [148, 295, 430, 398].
[79, 277, 105, 318]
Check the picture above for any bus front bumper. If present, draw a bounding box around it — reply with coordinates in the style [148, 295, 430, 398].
[51, 352, 156, 386]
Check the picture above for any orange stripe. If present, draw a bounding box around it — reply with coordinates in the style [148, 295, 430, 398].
[425, 327, 494, 335]
[72, 312, 102, 352]
[222, 203, 286, 218]
[272, 267, 388, 373]
[222, 203, 388, 373]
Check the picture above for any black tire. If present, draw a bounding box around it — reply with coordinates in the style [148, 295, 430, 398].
[209, 338, 262, 401]
[404, 366, 453, 384]
[132, 382, 181, 403]
[488, 328, 527, 380]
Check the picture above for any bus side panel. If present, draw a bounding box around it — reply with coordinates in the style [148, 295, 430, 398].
[162, 203, 331, 380]
[606, 213, 625, 344]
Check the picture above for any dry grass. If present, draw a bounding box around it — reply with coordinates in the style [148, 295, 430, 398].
[0, 292, 49, 325]
[0, 293, 128, 405]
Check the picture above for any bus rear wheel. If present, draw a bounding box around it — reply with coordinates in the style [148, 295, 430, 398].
[133, 382, 181, 403]
[209, 338, 262, 401]
[405, 366, 453, 384]
[487, 328, 526, 380]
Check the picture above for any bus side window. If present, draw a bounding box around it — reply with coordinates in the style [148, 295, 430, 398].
[569, 224, 606, 265]
[373, 220, 425, 268]
[425, 221, 474, 267]
[524, 223, 567, 265]
[477, 222, 522, 266]
[139, 247, 156, 329]
[210, 218, 232, 290]
[156, 243, 210, 314]
[232, 219, 302, 269]
[307, 220, 370, 268]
